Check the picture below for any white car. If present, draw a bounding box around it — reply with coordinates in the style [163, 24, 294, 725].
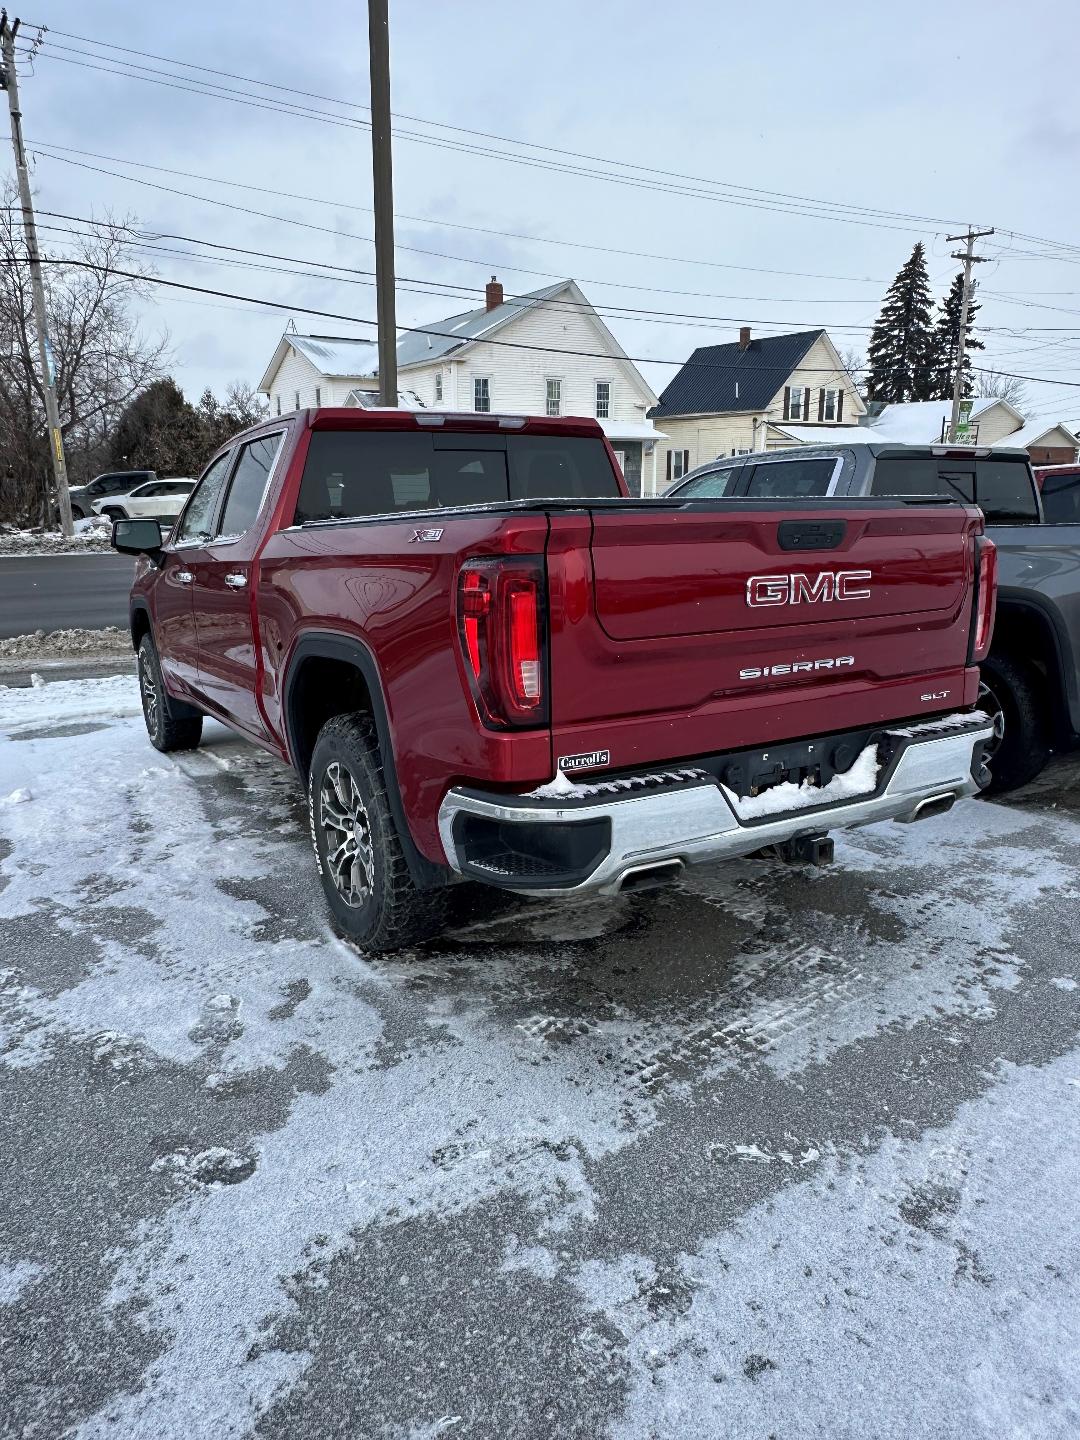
[92, 478, 195, 525]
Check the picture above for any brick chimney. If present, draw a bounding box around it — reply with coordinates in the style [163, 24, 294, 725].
[739, 326, 751, 350]
[485, 276, 504, 311]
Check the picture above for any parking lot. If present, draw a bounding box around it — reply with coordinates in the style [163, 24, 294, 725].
[2, 674, 1079, 1439]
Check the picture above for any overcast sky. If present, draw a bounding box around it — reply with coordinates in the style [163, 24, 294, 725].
[10, 0, 1080, 424]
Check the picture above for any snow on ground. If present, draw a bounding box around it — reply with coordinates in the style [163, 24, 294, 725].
[0, 626, 132, 665]
[0, 517, 113, 556]
[1, 675, 1079, 1438]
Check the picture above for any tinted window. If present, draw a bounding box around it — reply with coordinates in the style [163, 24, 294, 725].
[871, 458, 971, 500]
[294, 432, 620, 524]
[1040, 472, 1080, 525]
[164, 481, 194, 494]
[674, 468, 737, 499]
[175, 453, 232, 543]
[296, 433, 439, 522]
[136, 482, 167, 496]
[870, 456, 1038, 522]
[744, 457, 835, 498]
[218, 434, 283, 538]
[508, 437, 620, 500]
[974, 460, 1039, 523]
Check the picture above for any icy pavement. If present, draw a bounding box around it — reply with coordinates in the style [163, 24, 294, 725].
[1, 676, 1079, 1440]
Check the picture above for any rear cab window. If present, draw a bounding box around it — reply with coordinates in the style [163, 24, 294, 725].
[870, 455, 1038, 522]
[672, 467, 737, 499]
[293, 430, 621, 524]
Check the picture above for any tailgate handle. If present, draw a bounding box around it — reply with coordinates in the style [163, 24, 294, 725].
[777, 519, 847, 552]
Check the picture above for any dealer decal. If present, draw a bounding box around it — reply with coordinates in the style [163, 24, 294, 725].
[558, 749, 611, 773]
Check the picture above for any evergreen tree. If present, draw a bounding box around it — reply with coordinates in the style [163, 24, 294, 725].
[110, 379, 204, 477]
[865, 243, 935, 402]
[928, 272, 983, 400]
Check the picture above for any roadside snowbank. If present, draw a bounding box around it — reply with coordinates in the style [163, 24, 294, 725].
[0, 517, 113, 555]
[0, 626, 131, 662]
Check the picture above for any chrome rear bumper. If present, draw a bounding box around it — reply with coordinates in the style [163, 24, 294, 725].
[437, 713, 995, 898]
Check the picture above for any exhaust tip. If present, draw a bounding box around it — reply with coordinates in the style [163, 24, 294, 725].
[911, 792, 956, 822]
[617, 860, 683, 893]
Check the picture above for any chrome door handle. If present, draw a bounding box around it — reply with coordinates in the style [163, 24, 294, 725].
[174, 570, 193, 584]
[224, 572, 248, 589]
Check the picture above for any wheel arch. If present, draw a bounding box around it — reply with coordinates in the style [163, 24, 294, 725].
[992, 591, 1078, 739]
[282, 631, 447, 889]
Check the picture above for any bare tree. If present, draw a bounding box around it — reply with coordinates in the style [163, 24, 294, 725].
[976, 367, 1028, 411]
[0, 184, 168, 524]
[838, 346, 866, 398]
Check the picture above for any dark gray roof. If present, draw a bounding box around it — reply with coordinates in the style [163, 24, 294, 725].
[394, 281, 570, 369]
[648, 329, 825, 418]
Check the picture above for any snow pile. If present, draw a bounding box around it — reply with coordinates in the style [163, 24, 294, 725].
[526, 770, 591, 800]
[722, 743, 880, 820]
[0, 516, 113, 555]
[888, 709, 992, 738]
[0, 626, 132, 663]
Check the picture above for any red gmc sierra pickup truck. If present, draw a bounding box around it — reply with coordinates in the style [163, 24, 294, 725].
[113, 408, 998, 950]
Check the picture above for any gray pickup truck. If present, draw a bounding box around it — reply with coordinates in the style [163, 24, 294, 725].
[665, 443, 1080, 792]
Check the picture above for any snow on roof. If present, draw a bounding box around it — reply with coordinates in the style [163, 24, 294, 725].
[393, 280, 571, 369]
[860, 398, 1005, 444]
[993, 418, 1079, 449]
[289, 334, 380, 378]
[343, 387, 427, 410]
[771, 423, 874, 444]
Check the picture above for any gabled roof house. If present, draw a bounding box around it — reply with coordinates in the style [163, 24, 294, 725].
[647, 327, 866, 484]
[259, 279, 666, 494]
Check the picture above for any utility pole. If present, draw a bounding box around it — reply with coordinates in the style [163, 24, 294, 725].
[945, 225, 994, 444]
[367, 0, 397, 407]
[0, 13, 74, 535]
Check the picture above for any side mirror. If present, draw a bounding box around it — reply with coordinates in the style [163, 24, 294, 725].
[112, 518, 164, 557]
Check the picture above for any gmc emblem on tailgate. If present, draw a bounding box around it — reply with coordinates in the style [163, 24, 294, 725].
[746, 569, 872, 607]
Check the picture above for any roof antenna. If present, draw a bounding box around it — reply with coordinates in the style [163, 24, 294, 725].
[286, 317, 298, 333]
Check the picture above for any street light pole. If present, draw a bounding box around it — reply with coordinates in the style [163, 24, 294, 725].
[0, 13, 75, 535]
[367, 0, 398, 407]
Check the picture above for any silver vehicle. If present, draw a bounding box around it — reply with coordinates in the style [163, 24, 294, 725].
[92, 478, 196, 526]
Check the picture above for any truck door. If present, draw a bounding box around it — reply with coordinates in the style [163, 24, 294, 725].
[157, 450, 233, 697]
[191, 431, 285, 741]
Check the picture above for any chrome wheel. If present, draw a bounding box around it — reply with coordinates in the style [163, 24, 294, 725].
[319, 761, 375, 908]
[978, 678, 1006, 761]
[139, 651, 159, 738]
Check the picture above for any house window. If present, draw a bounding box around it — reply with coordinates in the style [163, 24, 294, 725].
[595, 380, 611, 419]
[473, 376, 491, 413]
[315, 386, 322, 407]
[667, 448, 690, 482]
[784, 386, 809, 422]
[818, 388, 841, 422]
[546, 378, 562, 417]
[275, 394, 281, 417]
[294, 391, 301, 411]
[435, 371, 443, 403]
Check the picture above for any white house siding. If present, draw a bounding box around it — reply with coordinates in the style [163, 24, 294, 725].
[968, 403, 1025, 446]
[402, 301, 653, 424]
[761, 334, 864, 433]
[656, 414, 761, 482]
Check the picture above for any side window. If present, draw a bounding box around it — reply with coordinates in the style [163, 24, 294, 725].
[743, 458, 835, 498]
[295, 433, 435, 523]
[973, 460, 1039, 523]
[217, 434, 284, 538]
[1040, 472, 1080, 524]
[175, 453, 233, 543]
[675, 468, 737, 499]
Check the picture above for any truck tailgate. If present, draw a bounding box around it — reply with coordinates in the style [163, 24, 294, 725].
[546, 502, 982, 771]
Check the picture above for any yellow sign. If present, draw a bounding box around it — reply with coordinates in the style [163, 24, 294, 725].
[51, 427, 63, 466]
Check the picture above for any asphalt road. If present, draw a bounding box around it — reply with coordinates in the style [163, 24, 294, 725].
[0, 553, 135, 637]
[2, 676, 1079, 1439]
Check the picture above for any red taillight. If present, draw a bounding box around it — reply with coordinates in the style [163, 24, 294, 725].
[457, 558, 547, 728]
[971, 535, 998, 663]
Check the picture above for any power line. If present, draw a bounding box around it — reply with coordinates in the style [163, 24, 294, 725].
[21, 42, 960, 234]
[22, 23, 977, 233]
[26, 138, 892, 290]
[32, 256, 1080, 387]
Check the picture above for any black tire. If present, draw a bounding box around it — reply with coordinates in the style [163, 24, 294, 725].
[70, 505, 85, 521]
[979, 652, 1050, 794]
[307, 712, 448, 952]
[137, 633, 203, 753]
[103, 506, 127, 521]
